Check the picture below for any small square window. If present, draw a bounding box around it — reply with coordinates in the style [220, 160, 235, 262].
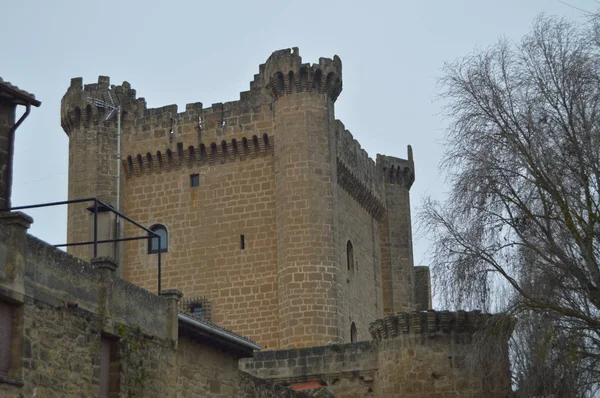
[190, 174, 200, 187]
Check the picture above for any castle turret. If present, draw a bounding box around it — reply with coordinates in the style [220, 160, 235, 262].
[61, 77, 139, 262]
[377, 150, 417, 313]
[263, 48, 343, 348]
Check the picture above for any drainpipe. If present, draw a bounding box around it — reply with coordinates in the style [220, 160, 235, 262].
[115, 106, 122, 270]
[5, 103, 31, 209]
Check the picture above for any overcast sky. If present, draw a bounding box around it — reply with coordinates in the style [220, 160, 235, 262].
[2, 0, 593, 270]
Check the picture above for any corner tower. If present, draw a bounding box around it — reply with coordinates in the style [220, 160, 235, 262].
[261, 48, 343, 348]
[377, 150, 417, 314]
[60, 77, 139, 261]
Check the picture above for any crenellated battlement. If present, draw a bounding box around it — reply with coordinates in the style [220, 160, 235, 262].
[376, 150, 415, 190]
[369, 310, 507, 340]
[62, 48, 344, 141]
[334, 120, 388, 219]
[337, 159, 386, 220]
[61, 76, 144, 135]
[335, 121, 383, 195]
[247, 47, 343, 102]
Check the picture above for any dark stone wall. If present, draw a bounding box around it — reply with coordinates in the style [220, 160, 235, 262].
[241, 342, 378, 397]
[0, 213, 308, 397]
[238, 372, 310, 398]
[0, 99, 15, 209]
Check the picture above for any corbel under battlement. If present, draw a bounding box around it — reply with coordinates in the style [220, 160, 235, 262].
[337, 159, 386, 221]
[122, 133, 273, 178]
[369, 310, 510, 340]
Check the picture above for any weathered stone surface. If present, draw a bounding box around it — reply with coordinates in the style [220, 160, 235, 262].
[62, 48, 426, 351]
[0, 215, 306, 397]
[242, 311, 512, 398]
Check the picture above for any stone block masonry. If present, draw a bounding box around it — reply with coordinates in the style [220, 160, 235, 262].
[0, 212, 307, 397]
[0, 70, 513, 397]
[241, 310, 513, 397]
[61, 47, 426, 351]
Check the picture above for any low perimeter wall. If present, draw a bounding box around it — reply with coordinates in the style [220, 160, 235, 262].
[242, 310, 512, 397]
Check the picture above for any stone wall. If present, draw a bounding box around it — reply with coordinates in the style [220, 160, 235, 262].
[241, 310, 512, 398]
[334, 121, 384, 203]
[61, 48, 426, 350]
[121, 151, 280, 349]
[0, 212, 306, 397]
[241, 342, 378, 397]
[377, 153, 416, 313]
[336, 187, 383, 342]
[0, 297, 306, 398]
[370, 311, 512, 398]
[414, 266, 432, 311]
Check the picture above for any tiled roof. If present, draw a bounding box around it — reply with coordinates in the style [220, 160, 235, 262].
[0, 77, 41, 106]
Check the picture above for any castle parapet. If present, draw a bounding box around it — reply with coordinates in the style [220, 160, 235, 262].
[368, 310, 508, 340]
[61, 76, 145, 135]
[335, 121, 383, 197]
[376, 150, 415, 190]
[249, 47, 343, 102]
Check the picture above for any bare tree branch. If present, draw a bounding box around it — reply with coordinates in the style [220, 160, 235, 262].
[422, 13, 600, 395]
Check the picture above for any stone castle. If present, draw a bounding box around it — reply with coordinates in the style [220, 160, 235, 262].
[60, 47, 432, 350]
[0, 50, 512, 397]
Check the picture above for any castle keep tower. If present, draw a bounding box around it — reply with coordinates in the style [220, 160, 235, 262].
[61, 48, 428, 350]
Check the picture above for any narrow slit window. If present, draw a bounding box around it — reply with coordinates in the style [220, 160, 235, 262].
[190, 173, 200, 187]
[240, 235, 245, 250]
[347, 240, 354, 272]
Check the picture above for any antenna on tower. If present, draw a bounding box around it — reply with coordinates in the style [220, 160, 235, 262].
[86, 89, 123, 263]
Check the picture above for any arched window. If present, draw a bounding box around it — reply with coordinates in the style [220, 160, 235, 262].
[148, 224, 168, 253]
[347, 240, 354, 272]
[350, 322, 357, 343]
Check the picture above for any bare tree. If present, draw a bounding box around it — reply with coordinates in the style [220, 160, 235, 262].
[421, 14, 600, 393]
[511, 310, 596, 397]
